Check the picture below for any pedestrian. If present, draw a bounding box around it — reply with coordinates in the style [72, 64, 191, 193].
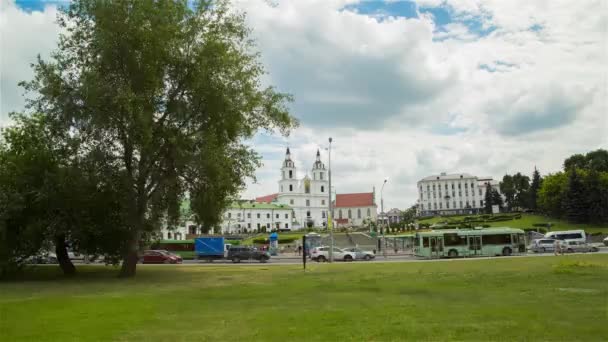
[298, 245, 302, 256]
[553, 239, 560, 256]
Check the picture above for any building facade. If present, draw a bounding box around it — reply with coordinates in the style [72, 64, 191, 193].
[160, 202, 294, 239]
[416, 172, 500, 216]
[220, 202, 293, 233]
[257, 148, 329, 229]
[333, 192, 377, 227]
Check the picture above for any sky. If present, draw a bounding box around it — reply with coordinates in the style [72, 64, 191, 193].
[1, 0, 607, 210]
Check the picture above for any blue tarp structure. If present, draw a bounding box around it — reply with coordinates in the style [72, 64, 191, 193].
[269, 232, 278, 241]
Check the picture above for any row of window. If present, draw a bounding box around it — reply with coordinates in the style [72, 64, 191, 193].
[337, 208, 372, 220]
[425, 200, 484, 211]
[422, 188, 484, 200]
[282, 184, 325, 193]
[422, 182, 476, 192]
[288, 199, 326, 206]
[227, 212, 290, 219]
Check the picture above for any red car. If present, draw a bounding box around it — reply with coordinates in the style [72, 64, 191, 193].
[142, 250, 182, 264]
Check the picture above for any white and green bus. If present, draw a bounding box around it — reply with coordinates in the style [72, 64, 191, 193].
[414, 228, 526, 259]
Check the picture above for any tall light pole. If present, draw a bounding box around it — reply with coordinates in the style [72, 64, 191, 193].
[381, 178, 388, 259]
[328, 137, 334, 263]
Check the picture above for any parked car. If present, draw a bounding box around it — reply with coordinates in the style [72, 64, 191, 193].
[227, 246, 270, 263]
[25, 251, 58, 264]
[142, 250, 182, 264]
[563, 240, 599, 253]
[528, 239, 566, 253]
[344, 247, 375, 261]
[310, 246, 356, 262]
[603, 236, 608, 247]
[156, 250, 183, 263]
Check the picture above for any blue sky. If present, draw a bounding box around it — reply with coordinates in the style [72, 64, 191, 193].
[2, 0, 606, 208]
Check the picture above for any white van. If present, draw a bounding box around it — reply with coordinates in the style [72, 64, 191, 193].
[545, 230, 586, 243]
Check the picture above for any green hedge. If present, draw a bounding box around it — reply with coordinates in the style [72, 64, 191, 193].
[252, 237, 299, 244]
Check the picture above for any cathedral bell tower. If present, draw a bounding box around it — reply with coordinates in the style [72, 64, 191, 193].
[279, 147, 298, 194]
[310, 149, 328, 195]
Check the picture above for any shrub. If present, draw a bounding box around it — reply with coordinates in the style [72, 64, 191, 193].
[532, 223, 550, 227]
[482, 224, 491, 228]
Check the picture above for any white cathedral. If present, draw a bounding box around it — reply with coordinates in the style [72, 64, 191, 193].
[256, 148, 377, 229]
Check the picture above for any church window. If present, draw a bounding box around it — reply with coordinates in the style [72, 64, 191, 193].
[228, 213, 231, 218]
[289, 184, 293, 191]
[306, 199, 310, 207]
[257, 213, 260, 218]
[321, 200, 325, 205]
[290, 199, 294, 205]
[281, 185, 283, 192]
[167, 232, 172, 239]
[339, 210, 343, 219]
[285, 223, 289, 229]
[321, 186, 325, 192]
[348, 209, 352, 219]
[357, 209, 361, 219]
[276, 214, 279, 219]
[285, 214, 288, 219]
[367, 208, 371, 217]
[306, 211, 311, 217]
[320, 172, 324, 180]
[304, 178, 311, 194]
[322, 211, 326, 218]
[289, 170, 293, 179]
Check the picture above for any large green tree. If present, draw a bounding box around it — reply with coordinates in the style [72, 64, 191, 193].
[484, 183, 493, 214]
[21, 0, 296, 277]
[537, 172, 568, 217]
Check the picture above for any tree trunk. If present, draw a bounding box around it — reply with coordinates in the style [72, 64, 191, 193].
[55, 234, 76, 276]
[118, 230, 140, 278]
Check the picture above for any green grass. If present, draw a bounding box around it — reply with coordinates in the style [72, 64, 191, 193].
[2, 255, 608, 341]
[419, 213, 608, 233]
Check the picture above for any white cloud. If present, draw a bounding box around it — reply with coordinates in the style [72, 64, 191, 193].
[1, 0, 606, 210]
[0, 1, 61, 121]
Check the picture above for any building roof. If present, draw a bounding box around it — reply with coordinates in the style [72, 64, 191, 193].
[334, 192, 375, 207]
[255, 193, 278, 203]
[229, 202, 291, 210]
[418, 173, 476, 182]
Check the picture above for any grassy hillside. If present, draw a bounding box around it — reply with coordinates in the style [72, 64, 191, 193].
[418, 213, 608, 233]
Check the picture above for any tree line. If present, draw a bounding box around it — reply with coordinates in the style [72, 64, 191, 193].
[497, 149, 608, 223]
[0, 0, 296, 278]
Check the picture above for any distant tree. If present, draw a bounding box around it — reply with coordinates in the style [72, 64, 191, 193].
[584, 169, 608, 223]
[499, 175, 515, 210]
[529, 167, 542, 210]
[491, 188, 504, 209]
[564, 154, 587, 171]
[512, 173, 530, 209]
[562, 168, 587, 223]
[484, 183, 493, 214]
[585, 149, 608, 172]
[538, 172, 568, 217]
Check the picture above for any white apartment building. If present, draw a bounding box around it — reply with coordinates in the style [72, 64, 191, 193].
[416, 172, 500, 216]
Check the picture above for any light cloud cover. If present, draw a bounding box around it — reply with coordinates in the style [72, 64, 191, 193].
[1, 0, 607, 209]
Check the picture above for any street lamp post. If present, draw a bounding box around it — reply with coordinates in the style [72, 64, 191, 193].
[381, 179, 388, 259]
[328, 137, 334, 263]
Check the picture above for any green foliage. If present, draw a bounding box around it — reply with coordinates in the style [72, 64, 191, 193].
[562, 168, 588, 223]
[529, 167, 542, 210]
[484, 184, 493, 214]
[18, 0, 296, 277]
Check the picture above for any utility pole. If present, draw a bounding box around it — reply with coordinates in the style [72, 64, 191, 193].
[381, 179, 388, 259]
[328, 137, 334, 263]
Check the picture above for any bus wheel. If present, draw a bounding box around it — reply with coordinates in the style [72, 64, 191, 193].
[448, 250, 458, 258]
[502, 247, 512, 256]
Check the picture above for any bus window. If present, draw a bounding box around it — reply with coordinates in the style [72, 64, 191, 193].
[423, 237, 429, 247]
[482, 234, 511, 245]
[444, 233, 466, 246]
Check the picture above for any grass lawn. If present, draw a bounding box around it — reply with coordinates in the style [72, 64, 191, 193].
[1, 255, 607, 341]
[419, 213, 608, 233]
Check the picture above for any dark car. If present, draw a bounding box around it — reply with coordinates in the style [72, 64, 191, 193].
[142, 250, 182, 264]
[227, 246, 270, 263]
